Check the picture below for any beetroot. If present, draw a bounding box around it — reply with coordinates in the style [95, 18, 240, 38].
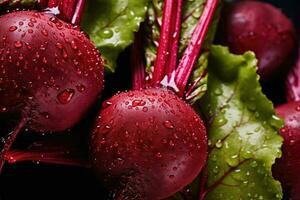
[0, 10, 104, 170]
[220, 0, 296, 81]
[274, 101, 300, 199]
[91, 88, 207, 199]
[89, 0, 218, 199]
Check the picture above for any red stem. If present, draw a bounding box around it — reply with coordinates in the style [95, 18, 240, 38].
[165, 0, 183, 79]
[0, 117, 27, 173]
[286, 40, 300, 101]
[71, 0, 85, 25]
[151, 0, 177, 85]
[175, 0, 218, 97]
[131, 31, 146, 90]
[47, 0, 85, 25]
[5, 150, 91, 168]
[47, 0, 59, 7]
[38, 0, 49, 8]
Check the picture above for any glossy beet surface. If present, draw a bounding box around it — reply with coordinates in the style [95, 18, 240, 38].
[90, 88, 207, 199]
[274, 101, 300, 200]
[220, 1, 296, 81]
[0, 11, 104, 132]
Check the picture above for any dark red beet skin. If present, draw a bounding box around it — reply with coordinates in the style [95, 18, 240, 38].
[274, 102, 300, 200]
[220, 1, 296, 81]
[0, 11, 104, 132]
[90, 88, 207, 199]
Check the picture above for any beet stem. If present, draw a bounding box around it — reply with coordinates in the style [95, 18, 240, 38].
[0, 117, 27, 173]
[151, 0, 177, 85]
[71, 0, 85, 25]
[47, 0, 59, 7]
[5, 150, 91, 168]
[131, 31, 146, 90]
[165, 0, 182, 79]
[287, 39, 300, 101]
[48, 0, 84, 25]
[38, 0, 49, 8]
[175, 0, 218, 97]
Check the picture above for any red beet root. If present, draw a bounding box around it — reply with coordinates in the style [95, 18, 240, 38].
[90, 88, 207, 199]
[0, 10, 104, 170]
[220, 0, 296, 81]
[274, 102, 300, 200]
[90, 0, 218, 198]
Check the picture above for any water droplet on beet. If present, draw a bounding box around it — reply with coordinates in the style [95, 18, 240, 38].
[70, 40, 78, 50]
[14, 41, 23, 48]
[62, 49, 68, 58]
[42, 112, 50, 119]
[41, 29, 48, 36]
[30, 18, 37, 23]
[169, 175, 175, 179]
[76, 84, 86, 92]
[102, 101, 112, 108]
[57, 89, 75, 104]
[9, 26, 17, 32]
[132, 99, 146, 107]
[163, 120, 174, 129]
[28, 22, 34, 27]
[55, 42, 63, 49]
[155, 152, 162, 158]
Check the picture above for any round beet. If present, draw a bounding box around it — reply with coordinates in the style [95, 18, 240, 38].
[220, 1, 296, 81]
[0, 10, 104, 132]
[274, 101, 300, 199]
[0, 10, 104, 171]
[90, 88, 207, 199]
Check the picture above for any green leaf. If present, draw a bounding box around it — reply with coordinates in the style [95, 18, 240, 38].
[143, 0, 221, 103]
[81, 0, 149, 72]
[198, 45, 283, 200]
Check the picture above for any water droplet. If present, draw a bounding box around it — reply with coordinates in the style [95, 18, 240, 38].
[9, 26, 17, 32]
[70, 40, 78, 50]
[62, 49, 68, 58]
[250, 161, 258, 168]
[169, 175, 175, 179]
[102, 101, 112, 108]
[57, 89, 75, 104]
[14, 41, 23, 48]
[169, 140, 175, 147]
[76, 84, 86, 92]
[101, 29, 113, 38]
[155, 152, 162, 158]
[42, 112, 50, 119]
[215, 116, 228, 126]
[132, 99, 146, 107]
[215, 140, 223, 148]
[226, 155, 239, 167]
[41, 29, 48, 36]
[214, 88, 223, 96]
[213, 166, 219, 174]
[56, 42, 63, 49]
[28, 22, 34, 27]
[163, 120, 174, 129]
[142, 107, 148, 112]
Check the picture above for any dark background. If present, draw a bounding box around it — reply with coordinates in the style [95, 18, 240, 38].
[0, 0, 299, 199]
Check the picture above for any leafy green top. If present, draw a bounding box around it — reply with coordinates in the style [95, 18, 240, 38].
[198, 45, 283, 200]
[82, 0, 149, 72]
